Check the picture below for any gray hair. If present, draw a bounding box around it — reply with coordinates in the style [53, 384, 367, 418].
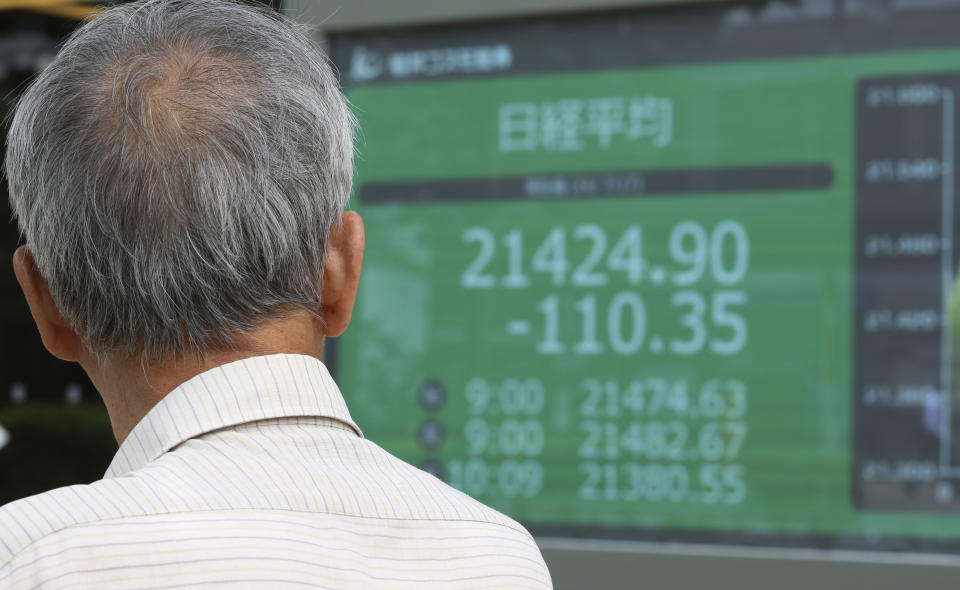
[5, 0, 355, 361]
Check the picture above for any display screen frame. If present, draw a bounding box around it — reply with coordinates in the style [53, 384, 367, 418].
[325, 0, 960, 555]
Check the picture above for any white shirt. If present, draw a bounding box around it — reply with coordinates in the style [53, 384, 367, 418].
[0, 354, 552, 589]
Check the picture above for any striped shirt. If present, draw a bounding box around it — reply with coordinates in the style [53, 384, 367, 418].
[0, 354, 552, 589]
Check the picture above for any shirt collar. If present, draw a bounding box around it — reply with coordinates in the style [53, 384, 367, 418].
[104, 353, 362, 479]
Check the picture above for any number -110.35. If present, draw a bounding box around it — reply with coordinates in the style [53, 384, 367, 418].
[536, 290, 747, 357]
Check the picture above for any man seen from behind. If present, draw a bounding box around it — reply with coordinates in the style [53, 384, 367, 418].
[0, 1, 552, 587]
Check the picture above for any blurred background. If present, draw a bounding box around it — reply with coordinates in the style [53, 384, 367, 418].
[9, 0, 960, 588]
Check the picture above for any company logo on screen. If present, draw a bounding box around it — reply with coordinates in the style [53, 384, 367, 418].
[349, 44, 513, 82]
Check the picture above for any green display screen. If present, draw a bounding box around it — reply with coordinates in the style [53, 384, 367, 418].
[329, 1, 960, 551]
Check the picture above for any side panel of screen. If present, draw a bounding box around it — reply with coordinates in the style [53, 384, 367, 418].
[330, 1, 960, 550]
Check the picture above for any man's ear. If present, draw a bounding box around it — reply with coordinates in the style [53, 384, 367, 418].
[13, 246, 81, 362]
[320, 211, 365, 338]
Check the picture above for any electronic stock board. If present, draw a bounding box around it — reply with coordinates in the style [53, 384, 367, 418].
[328, 0, 960, 552]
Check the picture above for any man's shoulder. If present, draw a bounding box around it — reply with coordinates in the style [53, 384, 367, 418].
[356, 438, 533, 533]
[407, 463, 538, 539]
[0, 464, 551, 587]
[354, 442, 552, 582]
[0, 434, 549, 581]
[0, 479, 552, 588]
[0, 478, 132, 567]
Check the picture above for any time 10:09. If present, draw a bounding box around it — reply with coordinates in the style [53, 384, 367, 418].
[460, 220, 749, 289]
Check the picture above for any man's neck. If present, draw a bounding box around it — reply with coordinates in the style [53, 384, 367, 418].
[78, 312, 325, 444]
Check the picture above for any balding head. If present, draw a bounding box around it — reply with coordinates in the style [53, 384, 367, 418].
[5, 0, 355, 361]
